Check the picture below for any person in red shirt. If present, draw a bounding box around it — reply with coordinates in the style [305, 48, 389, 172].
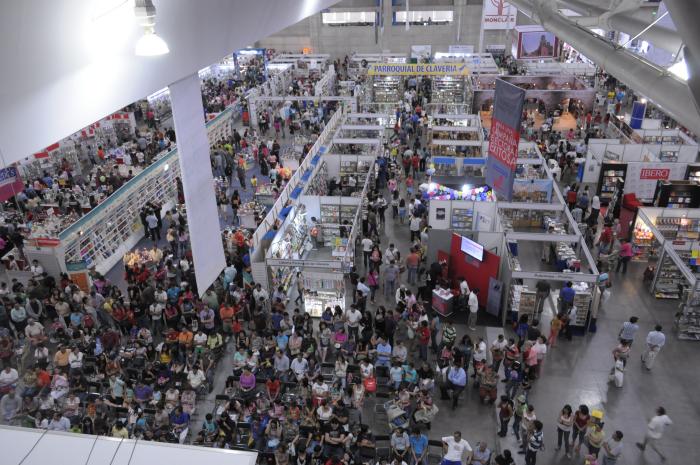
[266, 375, 281, 401]
[411, 153, 420, 176]
[416, 321, 431, 361]
[219, 304, 235, 335]
[566, 188, 577, 210]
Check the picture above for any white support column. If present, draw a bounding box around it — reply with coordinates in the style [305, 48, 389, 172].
[169, 73, 226, 297]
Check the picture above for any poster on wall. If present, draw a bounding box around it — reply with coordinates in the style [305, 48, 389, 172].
[485, 79, 526, 201]
[482, 0, 517, 30]
[625, 163, 687, 201]
[517, 31, 559, 59]
[448, 45, 475, 54]
[411, 45, 432, 61]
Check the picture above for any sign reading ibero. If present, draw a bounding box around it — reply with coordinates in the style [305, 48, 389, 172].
[367, 63, 470, 76]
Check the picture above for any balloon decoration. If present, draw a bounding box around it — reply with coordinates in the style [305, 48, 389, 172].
[419, 182, 495, 201]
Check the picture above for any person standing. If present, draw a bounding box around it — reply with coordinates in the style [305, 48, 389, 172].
[467, 289, 479, 330]
[560, 281, 576, 313]
[361, 236, 373, 269]
[534, 280, 551, 316]
[600, 431, 623, 465]
[145, 210, 160, 243]
[498, 395, 514, 437]
[618, 316, 639, 345]
[524, 420, 544, 465]
[636, 407, 672, 461]
[441, 431, 472, 465]
[405, 247, 420, 286]
[616, 239, 633, 273]
[556, 405, 574, 458]
[642, 325, 665, 370]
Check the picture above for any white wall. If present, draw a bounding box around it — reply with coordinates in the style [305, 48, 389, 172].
[256, 1, 519, 58]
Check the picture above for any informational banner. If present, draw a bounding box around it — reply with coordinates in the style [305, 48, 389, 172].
[625, 162, 687, 201]
[630, 101, 646, 129]
[169, 74, 226, 297]
[0, 167, 24, 202]
[482, 0, 517, 30]
[485, 79, 525, 201]
[367, 63, 469, 76]
[517, 31, 559, 59]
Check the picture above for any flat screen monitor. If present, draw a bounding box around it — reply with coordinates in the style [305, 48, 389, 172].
[460, 235, 484, 261]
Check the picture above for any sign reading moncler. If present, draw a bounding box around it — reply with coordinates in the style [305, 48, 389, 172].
[482, 0, 517, 30]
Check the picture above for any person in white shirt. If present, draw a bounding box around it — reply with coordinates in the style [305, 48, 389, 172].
[642, 325, 666, 370]
[442, 431, 472, 465]
[29, 260, 44, 277]
[68, 347, 84, 372]
[361, 236, 374, 269]
[385, 244, 399, 265]
[636, 406, 672, 461]
[467, 289, 479, 330]
[253, 284, 269, 307]
[290, 354, 309, 381]
[345, 306, 362, 341]
[187, 364, 207, 390]
[459, 277, 470, 296]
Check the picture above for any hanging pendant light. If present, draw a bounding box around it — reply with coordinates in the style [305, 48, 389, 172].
[134, 0, 169, 56]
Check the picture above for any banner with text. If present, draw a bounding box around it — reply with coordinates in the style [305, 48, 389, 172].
[485, 79, 525, 201]
[625, 162, 687, 201]
[482, 0, 517, 30]
[0, 167, 24, 202]
[367, 63, 469, 76]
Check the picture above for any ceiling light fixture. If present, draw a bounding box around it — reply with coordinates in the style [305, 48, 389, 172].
[134, 0, 169, 56]
[668, 59, 689, 81]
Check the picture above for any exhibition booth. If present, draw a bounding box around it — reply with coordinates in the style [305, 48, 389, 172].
[631, 207, 700, 340]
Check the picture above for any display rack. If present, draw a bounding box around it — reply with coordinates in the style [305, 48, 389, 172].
[509, 285, 536, 323]
[679, 287, 700, 340]
[305, 162, 328, 196]
[372, 76, 401, 103]
[571, 286, 592, 326]
[597, 162, 627, 204]
[653, 254, 685, 299]
[632, 219, 657, 262]
[301, 270, 345, 317]
[653, 181, 700, 209]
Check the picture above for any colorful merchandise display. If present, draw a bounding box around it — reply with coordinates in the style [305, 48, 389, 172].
[419, 182, 495, 201]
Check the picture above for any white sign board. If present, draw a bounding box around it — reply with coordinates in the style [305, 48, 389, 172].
[411, 45, 432, 60]
[448, 45, 475, 54]
[624, 162, 687, 201]
[482, 0, 517, 30]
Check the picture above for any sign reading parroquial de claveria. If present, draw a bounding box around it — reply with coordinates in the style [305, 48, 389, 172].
[367, 63, 470, 76]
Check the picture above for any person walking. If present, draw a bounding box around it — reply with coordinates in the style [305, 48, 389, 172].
[405, 247, 420, 286]
[618, 316, 639, 345]
[615, 239, 633, 273]
[601, 431, 623, 465]
[642, 325, 665, 370]
[467, 289, 479, 330]
[636, 407, 672, 461]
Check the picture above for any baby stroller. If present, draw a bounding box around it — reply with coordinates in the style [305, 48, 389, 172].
[384, 400, 410, 430]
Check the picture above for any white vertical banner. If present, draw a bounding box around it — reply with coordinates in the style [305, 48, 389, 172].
[481, 0, 517, 30]
[169, 73, 226, 297]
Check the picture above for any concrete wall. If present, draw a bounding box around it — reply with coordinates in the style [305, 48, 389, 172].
[255, 0, 527, 59]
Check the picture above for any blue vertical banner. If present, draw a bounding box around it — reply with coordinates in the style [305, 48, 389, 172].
[629, 100, 646, 129]
[485, 79, 526, 201]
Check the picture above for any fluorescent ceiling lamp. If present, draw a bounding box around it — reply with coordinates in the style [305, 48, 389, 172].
[134, 0, 169, 57]
[668, 59, 689, 81]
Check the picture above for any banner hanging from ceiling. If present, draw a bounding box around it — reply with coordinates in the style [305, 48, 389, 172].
[367, 63, 469, 76]
[482, 0, 517, 30]
[485, 79, 525, 201]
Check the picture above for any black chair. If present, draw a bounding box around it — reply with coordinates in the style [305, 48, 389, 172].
[374, 434, 391, 460]
[427, 439, 444, 465]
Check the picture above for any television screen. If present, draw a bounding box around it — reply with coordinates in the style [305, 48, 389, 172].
[460, 235, 484, 261]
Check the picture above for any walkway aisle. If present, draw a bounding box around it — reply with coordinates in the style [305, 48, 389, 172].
[495, 260, 700, 465]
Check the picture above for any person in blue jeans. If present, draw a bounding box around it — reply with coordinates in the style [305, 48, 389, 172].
[440, 359, 467, 410]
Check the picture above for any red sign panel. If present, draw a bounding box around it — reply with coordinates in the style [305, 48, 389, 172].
[488, 118, 519, 169]
[639, 168, 670, 180]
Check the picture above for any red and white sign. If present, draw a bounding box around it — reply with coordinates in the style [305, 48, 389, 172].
[625, 163, 686, 201]
[639, 168, 670, 180]
[488, 119, 519, 168]
[482, 0, 517, 30]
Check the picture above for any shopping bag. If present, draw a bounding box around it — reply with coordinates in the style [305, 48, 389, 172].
[363, 376, 377, 393]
